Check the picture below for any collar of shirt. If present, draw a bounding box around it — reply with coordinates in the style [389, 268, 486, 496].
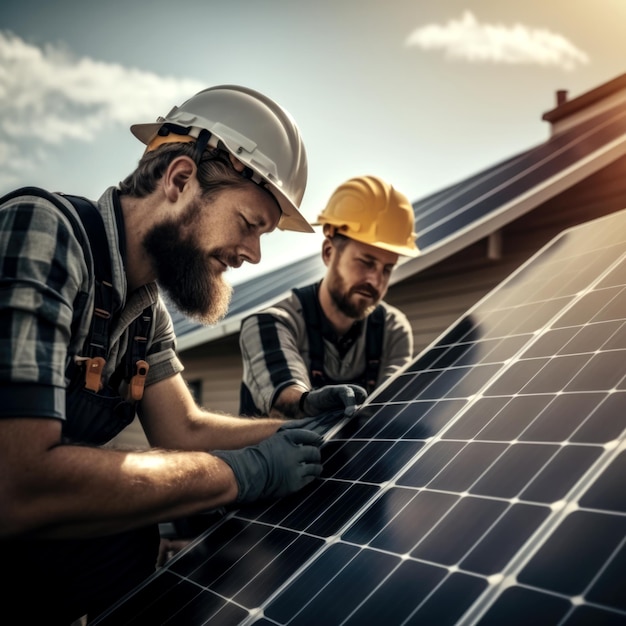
[112, 188, 127, 269]
[319, 306, 365, 358]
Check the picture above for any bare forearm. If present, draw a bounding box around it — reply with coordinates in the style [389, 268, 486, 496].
[2, 443, 237, 539]
[270, 385, 308, 419]
[195, 412, 287, 449]
[139, 375, 288, 449]
[144, 410, 288, 450]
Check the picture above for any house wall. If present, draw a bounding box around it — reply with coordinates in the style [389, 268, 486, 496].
[113, 156, 626, 448]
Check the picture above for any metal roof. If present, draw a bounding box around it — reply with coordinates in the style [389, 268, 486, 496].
[172, 91, 626, 353]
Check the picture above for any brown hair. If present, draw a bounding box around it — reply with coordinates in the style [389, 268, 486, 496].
[118, 143, 252, 199]
[328, 231, 350, 253]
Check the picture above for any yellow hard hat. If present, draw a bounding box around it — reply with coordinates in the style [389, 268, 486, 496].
[316, 175, 419, 257]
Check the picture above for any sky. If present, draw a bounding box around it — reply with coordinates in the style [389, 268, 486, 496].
[1, 0, 625, 284]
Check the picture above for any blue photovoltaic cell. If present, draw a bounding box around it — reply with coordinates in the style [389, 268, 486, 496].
[93, 207, 626, 626]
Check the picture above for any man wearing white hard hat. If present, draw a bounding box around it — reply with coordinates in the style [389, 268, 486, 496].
[0, 85, 336, 624]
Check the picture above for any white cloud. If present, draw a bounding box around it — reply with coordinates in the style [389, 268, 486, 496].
[0, 31, 205, 187]
[405, 11, 589, 71]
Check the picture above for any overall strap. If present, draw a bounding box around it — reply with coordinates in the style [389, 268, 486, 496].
[363, 305, 385, 392]
[59, 193, 115, 392]
[107, 307, 153, 401]
[292, 283, 327, 388]
[126, 307, 152, 401]
[1, 187, 153, 399]
[59, 193, 153, 400]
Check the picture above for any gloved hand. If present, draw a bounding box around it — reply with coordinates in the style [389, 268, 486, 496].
[212, 428, 323, 504]
[300, 384, 367, 418]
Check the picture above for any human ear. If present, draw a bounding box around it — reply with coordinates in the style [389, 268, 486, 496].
[163, 156, 196, 202]
[321, 238, 333, 266]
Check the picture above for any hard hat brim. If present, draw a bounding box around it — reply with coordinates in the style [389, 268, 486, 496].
[369, 239, 420, 258]
[130, 122, 163, 144]
[314, 220, 419, 257]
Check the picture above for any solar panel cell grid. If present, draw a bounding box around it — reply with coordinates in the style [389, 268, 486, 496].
[93, 208, 626, 625]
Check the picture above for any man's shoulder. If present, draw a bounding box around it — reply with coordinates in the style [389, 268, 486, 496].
[1, 186, 73, 212]
[0, 187, 88, 242]
[240, 289, 308, 334]
[377, 299, 411, 326]
[1, 186, 103, 229]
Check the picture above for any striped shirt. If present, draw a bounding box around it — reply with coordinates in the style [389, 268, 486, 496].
[0, 187, 183, 422]
[239, 285, 413, 415]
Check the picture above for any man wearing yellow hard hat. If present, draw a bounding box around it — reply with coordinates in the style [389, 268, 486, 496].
[239, 175, 419, 418]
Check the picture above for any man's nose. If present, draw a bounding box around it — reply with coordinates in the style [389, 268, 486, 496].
[367, 267, 386, 291]
[238, 237, 262, 265]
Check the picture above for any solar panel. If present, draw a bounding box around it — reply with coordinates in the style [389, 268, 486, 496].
[93, 207, 626, 625]
[412, 103, 626, 249]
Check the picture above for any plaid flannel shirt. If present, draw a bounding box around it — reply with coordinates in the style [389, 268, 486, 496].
[0, 186, 183, 422]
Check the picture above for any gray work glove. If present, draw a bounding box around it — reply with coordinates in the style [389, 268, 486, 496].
[213, 428, 323, 504]
[300, 384, 367, 418]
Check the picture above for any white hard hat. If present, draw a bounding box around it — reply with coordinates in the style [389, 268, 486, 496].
[131, 85, 312, 233]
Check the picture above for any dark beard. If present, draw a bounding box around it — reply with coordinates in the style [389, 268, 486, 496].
[143, 218, 232, 325]
[328, 279, 379, 320]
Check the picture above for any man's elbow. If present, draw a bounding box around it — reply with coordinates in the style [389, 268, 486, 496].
[0, 486, 37, 538]
[0, 473, 60, 539]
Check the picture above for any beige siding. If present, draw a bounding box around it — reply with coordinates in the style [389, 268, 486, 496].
[181, 336, 243, 414]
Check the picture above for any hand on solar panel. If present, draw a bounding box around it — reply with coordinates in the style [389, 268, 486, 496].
[300, 384, 367, 418]
[212, 427, 323, 504]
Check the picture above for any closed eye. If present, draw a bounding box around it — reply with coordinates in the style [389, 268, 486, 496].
[358, 257, 394, 277]
[241, 215, 256, 232]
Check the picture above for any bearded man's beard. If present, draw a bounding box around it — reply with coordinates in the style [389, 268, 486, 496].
[327, 273, 380, 320]
[143, 219, 233, 325]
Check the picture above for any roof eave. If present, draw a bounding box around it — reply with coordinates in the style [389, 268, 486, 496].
[391, 135, 626, 285]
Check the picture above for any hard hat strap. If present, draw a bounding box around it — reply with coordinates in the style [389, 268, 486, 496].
[145, 123, 217, 154]
[192, 129, 212, 165]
